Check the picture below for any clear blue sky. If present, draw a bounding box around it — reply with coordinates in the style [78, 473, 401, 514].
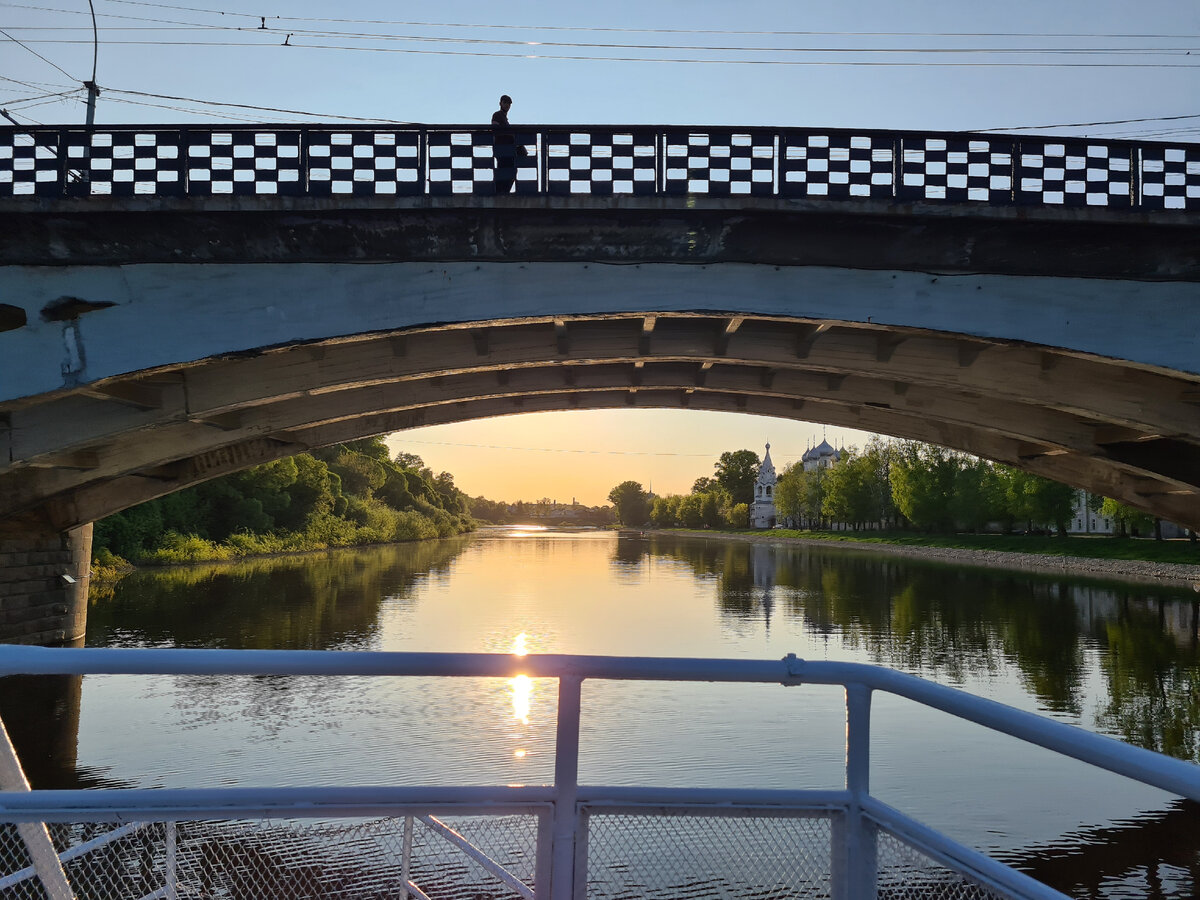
[3, 1, 1197, 502]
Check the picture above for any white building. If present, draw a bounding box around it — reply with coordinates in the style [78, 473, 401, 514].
[1067, 490, 1114, 535]
[751, 443, 777, 529]
[802, 438, 841, 473]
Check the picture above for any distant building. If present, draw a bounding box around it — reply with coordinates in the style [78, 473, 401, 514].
[751, 443, 777, 529]
[802, 438, 840, 472]
[1067, 490, 1114, 535]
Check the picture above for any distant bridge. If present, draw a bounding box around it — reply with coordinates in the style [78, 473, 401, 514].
[1, 122, 1199, 643]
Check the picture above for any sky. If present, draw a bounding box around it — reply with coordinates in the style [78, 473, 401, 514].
[3, 0, 1197, 504]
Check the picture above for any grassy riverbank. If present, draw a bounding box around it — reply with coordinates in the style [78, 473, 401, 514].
[668, 527, 1200, 562]
[652, 527, 1200, 579]
[733, 528, 1200, 564]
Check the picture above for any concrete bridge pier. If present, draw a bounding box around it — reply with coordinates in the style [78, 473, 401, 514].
[0, 516, 91, 646]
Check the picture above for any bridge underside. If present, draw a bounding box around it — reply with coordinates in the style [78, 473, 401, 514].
[4, 311, 1200, 531]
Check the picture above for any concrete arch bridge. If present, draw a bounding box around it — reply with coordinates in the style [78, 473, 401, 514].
[1, 122, 1199, 643]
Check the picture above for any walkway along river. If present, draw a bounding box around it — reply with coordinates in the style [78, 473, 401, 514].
[2, 527, 1198, 898]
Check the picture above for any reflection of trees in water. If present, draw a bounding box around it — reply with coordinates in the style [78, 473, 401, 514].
[647, 535, 1200, 760]
[72, 540, 476, 756]
[611, 533, 650, 570]
[1000, 799, 1200, 899]
[1095, 597, 1200, 763]
[87, 539, 472, 650]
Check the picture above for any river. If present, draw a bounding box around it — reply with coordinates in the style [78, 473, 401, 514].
[3, 527, 1198, 898]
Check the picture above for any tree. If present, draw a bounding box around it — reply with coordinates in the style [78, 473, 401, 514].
[692, 476, 718, 494]
[821, 449, 884, 530]
[773, 462, 805, 526]
[1100, 497, 1156, 537]
[714, 450, 760, 507]
[393, 451, 425, 470]
[1001, 467, 1076, 535]
[725, 502, 749, 528]
[678, 493, 705, 528]
[607, 481, 651, 526]
[775, 462, 825, 528]
[890, 442, 958, 531]
[651, 495, 679, 527]
[951, 458, 1004, 533]
[860, 437, 898, 529]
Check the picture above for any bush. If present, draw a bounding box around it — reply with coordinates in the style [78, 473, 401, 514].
[140, 531, 232, 564]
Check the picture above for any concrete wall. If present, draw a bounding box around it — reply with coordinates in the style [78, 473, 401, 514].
[0, 520, 90, 645]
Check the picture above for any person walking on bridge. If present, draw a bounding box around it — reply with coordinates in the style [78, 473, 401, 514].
[491, 94, 520, 194]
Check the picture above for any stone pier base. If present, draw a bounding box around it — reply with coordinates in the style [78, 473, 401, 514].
[0, 517, 91, 645]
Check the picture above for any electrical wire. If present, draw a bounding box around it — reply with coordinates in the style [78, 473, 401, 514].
[975, 112, 1200, 132]
[86, 1, 1200, 40]
[103, 93, 281, 121]
[6, 5, 1200, 57]
[12, 38, 1200, 67]
[101, 86, 409, 121]
[7, 23, 1200, 54]
[0, 87, 77, 105]
[0, 25, 77, 79]
[397, 439, 726, 458]
[0, 72, 76, 90]
[3, 92, 78, 111]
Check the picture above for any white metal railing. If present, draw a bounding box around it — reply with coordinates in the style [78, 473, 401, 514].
[1, 647, 1198, 900]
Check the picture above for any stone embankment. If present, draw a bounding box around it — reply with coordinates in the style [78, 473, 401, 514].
[647, 530, 1200, 588]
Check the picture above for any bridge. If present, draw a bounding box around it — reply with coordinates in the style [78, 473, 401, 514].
[1, 122, 1199, 643]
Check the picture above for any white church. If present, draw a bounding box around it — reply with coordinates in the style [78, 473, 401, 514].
[750, 443, 778, 528]
[751, 439, 842, 529]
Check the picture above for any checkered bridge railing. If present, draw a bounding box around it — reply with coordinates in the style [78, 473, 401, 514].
[1, 125, 1196, 209]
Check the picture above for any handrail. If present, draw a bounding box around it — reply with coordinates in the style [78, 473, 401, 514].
[2, 647, 1196, 900]
[2, 647, 1197, 803]
[2, 123, 1196, 209]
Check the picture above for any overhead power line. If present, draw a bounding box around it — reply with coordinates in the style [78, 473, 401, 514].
[6, 20, 1200, 54]
[976, 112, 1200, 132]
[397, 439, 729, 458]
[0, 25, 77, 79]
[86, 0, 1200, 39]
[101, 86, 411, 122]
[12, 39, 1200, 68]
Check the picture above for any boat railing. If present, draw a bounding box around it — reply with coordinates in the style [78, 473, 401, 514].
[1, 647, 1197, 900]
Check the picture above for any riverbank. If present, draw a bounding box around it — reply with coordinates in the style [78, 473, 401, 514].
[645, 528, 1200, 587]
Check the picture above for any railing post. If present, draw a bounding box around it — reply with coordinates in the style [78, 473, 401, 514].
[164, 821, 177, 900]
[549, 675, 582, 900]
[833, 683, 875, 900]
[0, 714, 75, 900]
[401, 814, 414, 899]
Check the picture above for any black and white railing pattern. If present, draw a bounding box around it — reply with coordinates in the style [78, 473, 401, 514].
[1, 124, 1197, 209]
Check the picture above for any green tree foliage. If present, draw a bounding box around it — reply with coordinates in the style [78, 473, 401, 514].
[774, 462, 825, 528]
[950, 458, 1005, 533]
[1001, 466, 1077, 535]
[607, 481, 652, 526]
[820, 449, 885, 530]
[95, 441, 474, 563]
[651, 495, 680, 527]
[691, 476, 718, 494]
[725, 502, 749, 528]
[1099, 497, 1157, 537]
[677, 493, 705, 528]
[714, 450, 761, 507]
[889, 442, 959, 531]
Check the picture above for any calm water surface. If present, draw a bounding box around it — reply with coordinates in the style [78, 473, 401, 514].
[3, 528, 1199, 898]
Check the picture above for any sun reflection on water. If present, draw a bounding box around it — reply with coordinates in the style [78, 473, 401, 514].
[508, 632, 535, 754]
[510, 674, 532, 726]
